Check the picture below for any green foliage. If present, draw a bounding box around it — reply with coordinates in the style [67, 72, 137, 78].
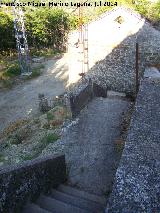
[0, 11, 15, 53]
[25, 8, 70, 51]
[29, 68, 41, 78]
[21, 154, 34, 161]
[134, 0, 160, 22]
[20, 133, 60, 161]
[38, 133, 60, 151]
[3, 63, 21, 77]
[68, 15, 79, 30]
[34, 133, 59, 156]
[25, 65, 44, 79]
[30, 48, 56, 57]
[45, 133, 60, 143]
[47, 112, 55, 120]
[0, 8, 71, 54]
[134, 0, 149, 17]
[147, 1, 160, 22]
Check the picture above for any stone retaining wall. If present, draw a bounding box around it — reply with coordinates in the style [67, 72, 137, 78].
[68, 7, 160, 96]
[0, 155, 66, 213]
[105, 74, 160, 212]
[87, 33, 160, 97]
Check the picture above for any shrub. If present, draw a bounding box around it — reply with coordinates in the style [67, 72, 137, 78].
[21, 133, 60, 161]
[46, 133, 60, 143]
[30, 68, 41, 78]
[3, 63, 21, 77]
[0, 8, 71, 54]
[1, 79, 13, 88]
[47, 112, 55, 121]
[0, 11, 15, 53]
[68, 15, 79, 30]
[25, 8, 70, 51]
[134, 0, 150, 17]
[38, 133, 60, 150]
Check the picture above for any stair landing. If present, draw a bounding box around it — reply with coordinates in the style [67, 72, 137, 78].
[63, 97, 130, 196]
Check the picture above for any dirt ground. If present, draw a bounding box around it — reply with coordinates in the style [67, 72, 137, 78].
[0, 54, 69, 134]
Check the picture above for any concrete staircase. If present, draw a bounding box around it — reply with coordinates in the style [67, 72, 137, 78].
[23, 184, 106, 213]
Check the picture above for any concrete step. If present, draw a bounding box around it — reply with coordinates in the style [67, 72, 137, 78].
[23, 203, 51, 213]
[51, 189, 104, 212]
[36, 194, 90, 213]
[58, 184, 106, 206]
[107, 90, 126, 98]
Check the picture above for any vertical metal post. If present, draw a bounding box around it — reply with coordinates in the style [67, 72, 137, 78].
[84, 24, 89, 73]
[136, 42, 139, 94]
[12, 0, 31, 75]
[78, 1, 89, 81]
[78, 5, 84, 77]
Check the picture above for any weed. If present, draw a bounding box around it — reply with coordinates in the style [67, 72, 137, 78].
[25, 65, 44, 79]
[1, 79, 13, 88]
[20, 134, 58, 161]
[46, 133, 60, 143]
[47, 112, 55, 121]
[10, 137, 21, 145]
[37, 64, 45, 69]
[3, 63, 20, 78]
[31, 69, 41, 78]
[31, 48, 58, 58]
[2, 119, 29, 138]
[37, 133, 60, 151]
[26, 133, 60, 159]
[115, 138, 125, 153]
[21, 154, 34, 161]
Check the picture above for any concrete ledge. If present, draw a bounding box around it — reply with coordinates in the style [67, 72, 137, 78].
[0, 155, 66, 213]
[106, 77, 160, 212]
[70, 79, 107, 117]
[70, 80, 93, 118]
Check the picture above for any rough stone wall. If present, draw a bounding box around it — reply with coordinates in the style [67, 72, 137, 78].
[68, 7, 160, 96]
[87, 21, 160, 96]
[105, 75, 160, 212]
[0, 155, 66, 213]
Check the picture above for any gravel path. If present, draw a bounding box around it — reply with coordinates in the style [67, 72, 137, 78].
[63, 97, 130, 197]
[0, 55, 69, 134]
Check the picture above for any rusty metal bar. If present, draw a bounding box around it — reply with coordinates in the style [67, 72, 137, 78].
[78, 1, 89, 80]
[136, 42, 139, 94]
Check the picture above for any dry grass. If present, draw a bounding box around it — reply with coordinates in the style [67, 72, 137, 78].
[0, 119, 29, 139]
[114, 138, 125, 152]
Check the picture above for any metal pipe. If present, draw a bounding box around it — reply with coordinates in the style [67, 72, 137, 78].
[136, 42, 139, 94]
